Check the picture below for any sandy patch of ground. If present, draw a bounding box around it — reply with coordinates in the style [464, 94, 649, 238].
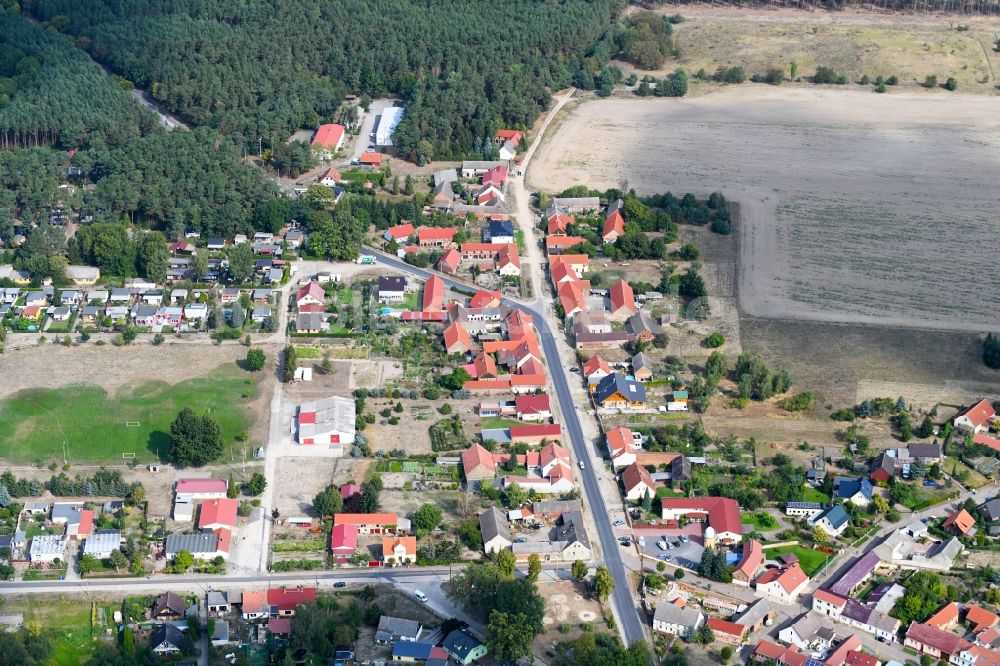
[532, 580, 605, 656]
[0, 343, 247, 401]
[635, 4, 1000, 92]
[528, 88, 1000, 332]
[349, 359, 403, 390]
[272, 456, 370, 516]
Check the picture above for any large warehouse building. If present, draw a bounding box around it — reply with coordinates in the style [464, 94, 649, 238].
[375, 106, 405, 147]
[297, 396, 356, 455]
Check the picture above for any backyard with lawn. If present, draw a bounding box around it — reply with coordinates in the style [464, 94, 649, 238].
[0, 365, 258, 463]
[763, 544, 832, 577]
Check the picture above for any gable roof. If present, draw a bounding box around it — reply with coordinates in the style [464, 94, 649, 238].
[660, 497, 742, 536]
[547, 214, 573, 235]
[734, 539, 763, 580]
[817, 504, 850, 530]
[296, 282, 325, 304]
[957, 399, 995, 428]
[757, 563, 808, 594]
[829, 550, 880, 596]
[834, 476, 873, 501]
[479, 506, 511, 544]
[621, 462, 654, 495]
[443, 321, 472, 352]
[595, 373, 647, 405]
[583, 355, 611, 377]
[461, 443, 497, 476]
[312, 123, 345, 148]
[813, 588, 848, 608]
[603, 210, 625, 239]
[152, 623, 184, 650]
[198, 498, 238, 529]
[382, 536, 417, 557]
[943, 509, 976, 535]
[422, 275, 445, 312]
[333, 513, 397, 527]
[417, 227, 457, 243]
[707, 617, 747, 638]
[515, 394, 550, 415]
[267, 587, 317, 612]
[154, 592, 186, 617]
[469, 289, 501, 309]
[609, 279, 636, 314]
[906, 621, 971, 655]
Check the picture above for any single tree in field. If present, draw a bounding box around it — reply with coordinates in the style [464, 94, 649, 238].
[169, 408, 223, 467]
[312, 486, 343, 517]
[321, 351, 333, 374]
[245, 348, 265, 371]
[412, 504, 443, 536]
[109, 549, 128, 573]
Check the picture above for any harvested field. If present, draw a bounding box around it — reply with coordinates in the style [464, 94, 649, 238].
[529, 88, 1000, 332]
[638, 5, 1000, 93]
[742, 316, 1000, 404]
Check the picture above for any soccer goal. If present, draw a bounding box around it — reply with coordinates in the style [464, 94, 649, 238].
[122, 452, 136, 460]
[124, 421, 141, 427]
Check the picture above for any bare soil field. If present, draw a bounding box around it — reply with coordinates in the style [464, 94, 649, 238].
[528, 88, 1000, 332]
[634, 4, 1000, 93]
[0, 342, 248, 401]
[272, 456, 370, 516]
[742, 316, 1000, 404]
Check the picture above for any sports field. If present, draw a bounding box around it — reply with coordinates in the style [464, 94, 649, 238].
[0, 364, 257, 464]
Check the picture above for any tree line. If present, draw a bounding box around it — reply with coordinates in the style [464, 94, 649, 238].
[25, 0, 624, 159]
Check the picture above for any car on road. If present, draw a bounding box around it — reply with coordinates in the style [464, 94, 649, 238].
[569, 367, 579, 372]
[333, 582, 346, 588]
[579, 460, 585, 469]
[413, 590, 427, 602]
[612, 519, 625, 526]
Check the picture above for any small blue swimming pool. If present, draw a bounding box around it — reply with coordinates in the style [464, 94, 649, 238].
[725, 552, 740, 565]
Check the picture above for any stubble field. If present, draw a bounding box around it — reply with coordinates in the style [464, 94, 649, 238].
[528, 87, 1000, 332]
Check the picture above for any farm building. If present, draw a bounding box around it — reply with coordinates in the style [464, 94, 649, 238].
[296, 396, 356, 454]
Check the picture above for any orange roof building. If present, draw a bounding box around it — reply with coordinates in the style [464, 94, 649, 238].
[943, 509, 976, 536]
[422, 275, 445, 312]
[382, 536, 417, 564]
[438, 247, 461, 274]
[359, 151, 382, 166]
[547, 214, 573, 235]
[732, 538, 763, 586]
[608, 279, 637, 320]
[312, 123, 345, 150]
[443, 321, 472, 355]
[603, 210, 625, 243]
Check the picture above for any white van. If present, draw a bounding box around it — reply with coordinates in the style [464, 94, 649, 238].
[413, 590, 427, 602]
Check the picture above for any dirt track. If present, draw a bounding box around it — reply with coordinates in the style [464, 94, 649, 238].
[528, 88, 1000, 332]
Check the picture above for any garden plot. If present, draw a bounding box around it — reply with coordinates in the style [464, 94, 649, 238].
[529, 88, 1000, 332]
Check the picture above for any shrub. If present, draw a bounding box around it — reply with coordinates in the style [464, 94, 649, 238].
[781, 391, 814, 412]
[704, 333, 725, 348]
[152, 333, 164, 345]
[944, 77, 958, 90]
[814, 66, 838, 84]
[886, 75, 899, 85]
[923, 74, 938, 88]
[831, 408, 856, 422]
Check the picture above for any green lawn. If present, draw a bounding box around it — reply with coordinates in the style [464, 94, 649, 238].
[762, 545, 831, 576]
[742, 512, 779, 531]
[801, 487, 831, 503]
[479, 417, 523, 430]
[656, 486, 686, 498]
[0, 364, 257, 463]
[3, 595, 97, 665]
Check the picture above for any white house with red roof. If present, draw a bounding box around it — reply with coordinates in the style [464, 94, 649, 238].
[515, 394, 551, 421]
[329, 523, 358, 557]
[660, 497, 742, 544]
[954, 399, 995, 435]
[198, 498, 238, 530]
[384, 223, 415, 244]
[584, 355, 612, 391]
[621, 462, 655, 501]
[756, 563, 809, 603]
[605, 426, 638, 469]
[175, 478, 228, 500]
[296, 282, 325, 308]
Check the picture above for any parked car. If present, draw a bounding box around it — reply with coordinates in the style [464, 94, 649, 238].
[333, 582, 346, 588]
[613, 519, 625, 526]
[678, 535, 689, 543]
[656, 540, 667, 551]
